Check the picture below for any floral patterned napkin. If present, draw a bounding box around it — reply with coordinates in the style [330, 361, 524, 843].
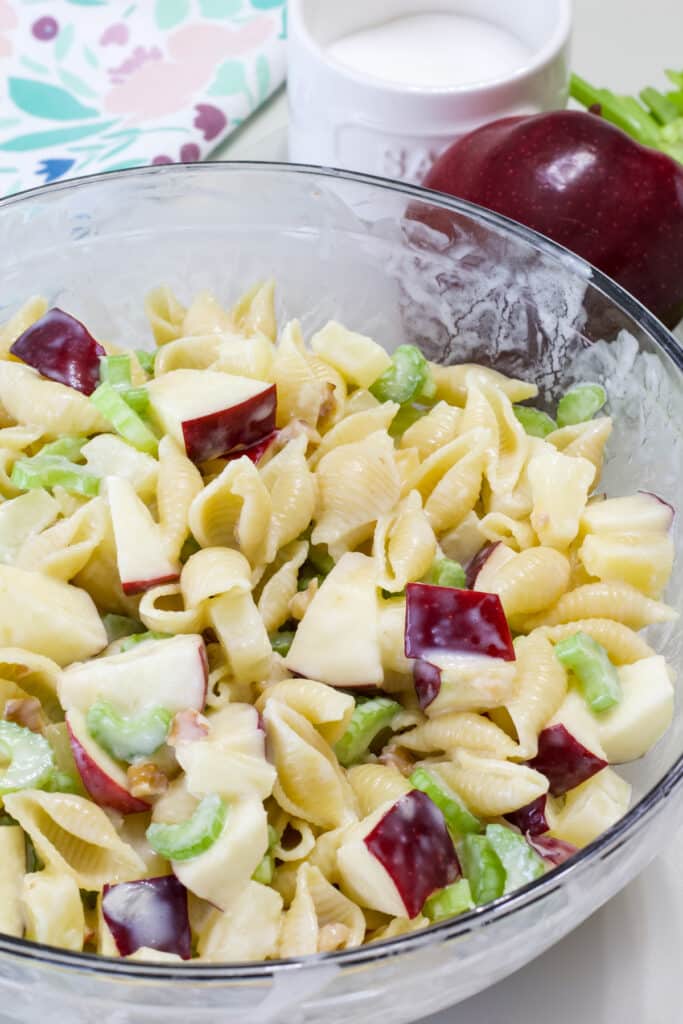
[0, 0, 287, 197]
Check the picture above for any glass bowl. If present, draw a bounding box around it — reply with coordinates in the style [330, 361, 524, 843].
[0, 163, 680, 1024]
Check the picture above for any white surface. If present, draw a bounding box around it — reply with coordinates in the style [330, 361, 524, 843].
[216, 1, 683, 1021]
[326, 14, 531, 88]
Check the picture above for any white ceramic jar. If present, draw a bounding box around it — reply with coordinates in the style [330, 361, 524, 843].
[288, 0, 572, 184]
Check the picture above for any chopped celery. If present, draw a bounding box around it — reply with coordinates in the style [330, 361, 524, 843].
[388, 403, 424, 438]
[11, 454, 100, 497]
[554, 631, 622, 712]
[252, 825, 278, 884]
[90, 381, 158, 455]
[308, 544, 334, 576]
[87, 700, 172, 762]
[121, 387, 150, 416]
[99, 355, 132, 387]
[424, 557, 466, 589]
[460, 834, 506, 905]
[334, 697, 401, 767]
[556, 383, 607, 428]
[409, 766, 482, 839]
[135, 349, 156, 376]
[423, 878, 474, 921]
[43, 769, 81, 794]
[146, 794, 227, 861]
[269, 630, 296, 657]
[370, 345, 434, 405]
[297, 563, 322, 591]
[485, 824, 546, 893]
[38, 436, 88, 462]
[102, 613, 144, 643]
[119, 630, 170, 653]
[513, 406, 557, 438]
[0, 721, 55, 795]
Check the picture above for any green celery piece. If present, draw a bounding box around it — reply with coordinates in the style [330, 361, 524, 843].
[513, 405, 557, 439]
[370, 345, 433, 405]
[180, 535, 201, 563]
[146, 794, 227, 861]
[99, 354, 132, 387]
[334, 697, 401, 767]
[251, 853, 274, 884]
[11, 455, 100, 497]
[39, 436, 88, 462]
[135, 349, 156, 376]
[0, 721, 55, 795]
[308, 543, 334, 576]
[423, 878, 474, 921]
[554, 631, 621, 712]
[102, 613, 143, 643]
[460, 834, 506, 905]
[424, 557, 466, 589]
[119, 630, 170, 653]
[297, 563, 321, 592]
[485, 824, 546, 893]
[269, 630, 295, 657]
[640, 87, 680, 125]
[90, 381, 158, 455]
[409, 766, 482, 839]
[121, 386, 150, 416]
[86, 700, 172, 762]
[43, 769, 81, 794]
[388, 403, 424, 438]
[556, 383, 606, 428]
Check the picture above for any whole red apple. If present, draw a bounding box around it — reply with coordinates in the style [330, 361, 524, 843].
[423, 110, 683, 328]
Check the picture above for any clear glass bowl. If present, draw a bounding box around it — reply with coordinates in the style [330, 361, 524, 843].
[0, 163, 680, 1024]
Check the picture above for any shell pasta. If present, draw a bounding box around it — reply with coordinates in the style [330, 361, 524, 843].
[0, 285, 676, 963]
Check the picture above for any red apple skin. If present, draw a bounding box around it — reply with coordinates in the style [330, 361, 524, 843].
[413, 660, 443, 711]
[224, 430, 279, 466]
[405, 583, 515, 662]
[365, 789, 460, 918]
[121, 572, 180, 597]
[423, 111, 683, 328]
[505, 795, 549, 837]
[527, 723, 608, 797]
[10, 307, 106, 395]
[638, 490, 675, 528]
[181, 384, 277, 463]
[527, 834, 578, 867]
[102, 875, 191, 959]
[67, 720, 150, 815]
[465, 543, 498, 590]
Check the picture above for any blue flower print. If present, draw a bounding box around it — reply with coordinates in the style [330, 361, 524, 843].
[37, 157, 76, 183]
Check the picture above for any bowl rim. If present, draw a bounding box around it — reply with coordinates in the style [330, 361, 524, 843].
[0, 160, 681, 980]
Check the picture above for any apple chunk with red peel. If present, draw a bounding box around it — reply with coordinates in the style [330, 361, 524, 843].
[505, 795, 550, 837]
[405, 584, 515, 662]
[527, 834, 578, 867]
[147, 369, 276, 463]
[67, 708, 150, 814]
[102, 875, 191, 959]
[59, 634, 208, 717]
[107, 475, 179, 595]
[10, 307, 105, 396]
[413, 651, 516, 713]
[337, 790, 459, 918]
[528, 724, 608, 797]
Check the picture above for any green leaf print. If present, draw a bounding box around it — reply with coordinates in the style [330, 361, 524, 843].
[55, 24, 75, 62]
[209, 60, 253, 103]
[154, 0, 190, 30]
[255, 54, 270, 103]
[57, 69, 98, 99]
[199, 0, 243, 15]
[65, 1, 107, 6]
[9, 79, 98, 121]
[0, 122, 116, 153]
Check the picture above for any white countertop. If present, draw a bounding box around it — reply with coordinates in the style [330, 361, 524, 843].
[217, 1, 683, 1020]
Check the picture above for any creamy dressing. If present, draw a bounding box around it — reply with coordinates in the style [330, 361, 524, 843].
[326, 13, 532, 90]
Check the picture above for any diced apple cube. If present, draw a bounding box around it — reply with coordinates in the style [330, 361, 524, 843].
[547, 768, 631, 848]
[107, 476, 179, 595]
[581, 492, 674, 535]
[597, 656, 674, 763]
[579, 531, 674, 598]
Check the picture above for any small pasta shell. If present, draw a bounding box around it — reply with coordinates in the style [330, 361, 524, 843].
[279, 863, 365, 956]
[188, 457, 271, 565]
[232, 279, 277, 341]
[373, 490, 436, 593]
[311, 402, 399, 468]
[537, 618, 655, 664]
[16, 498, 107, 582]
[260, 435, 317, 561]
[521, 581, 678, 632]
[153, 334, 220, 375]
[257, 541, 309, 633]
[399, 712, 519, 759]
[346, 763, 412, 818]
[399, 401, 462, 459]
[156, 436, 203, 560]
[431, 364, 537, 406]
[438, 750, 549, 817]
[547, 417, 613, 486]
[479, 512, 536, 552]
[182, 290, 232, 336]
[144, 285, 186, 345]
[485, 546, 571, 619]
[138, 582, 205, 634]
[257, 677, 354, 746]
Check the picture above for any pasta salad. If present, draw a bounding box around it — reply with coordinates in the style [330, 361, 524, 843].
[0, 282, 676, 963]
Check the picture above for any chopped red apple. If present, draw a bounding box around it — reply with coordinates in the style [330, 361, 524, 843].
[147, 369, 276, 463]
[526, 834, 577, 867]
[66, 708, 150, 814]
[581, 491, 674, 535]
[59, 634, 208, 717]
[10, 307, 105, 396]
[337, 790, 459, 918]
[413, 652, 516, 713]
[505, 795, 550, 837]
[285, 553, 383, 687]
[223, 430, 278, 466]
[468, 542, 516, 591]
[597, 655, 674, 763]
[405, 584, 515, 662]
[528, 723, 608, 797]
[546, 768, 631, 848]
[102, 875, 191, 959]
[107, 476, 179, 595]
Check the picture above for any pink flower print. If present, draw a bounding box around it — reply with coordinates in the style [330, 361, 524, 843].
[100, 23, 129, 47]
[103, 18, 275, 123]
[0, 0, 18, 59]
[194, 104, 227, 142]
[108, 46, 162, 86]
